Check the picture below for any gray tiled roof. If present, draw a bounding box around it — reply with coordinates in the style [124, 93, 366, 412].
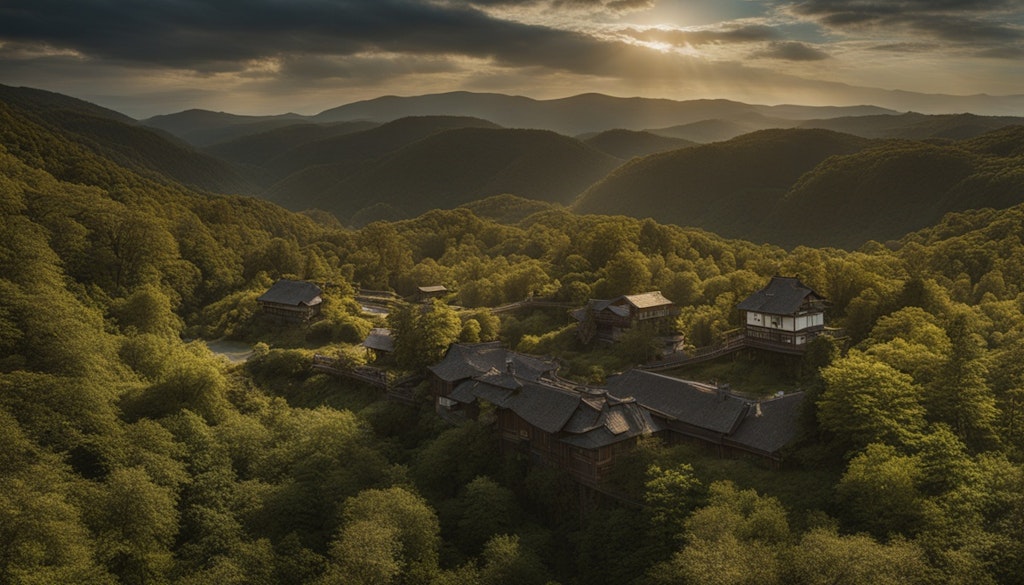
[725, 393, 806, 455]
[257, 279, 323, 306]
[560, 400, 663, 449]
[735, 276, 821, 316]
[362, 328, 395, 352]
[428, 342, 556, 383]
[605, 369, 747, 434]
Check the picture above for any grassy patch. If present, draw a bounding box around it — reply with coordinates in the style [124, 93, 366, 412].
[662, 349, 805, 396]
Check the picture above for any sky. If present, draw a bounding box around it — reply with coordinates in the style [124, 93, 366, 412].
[1, 0, 1023, 118]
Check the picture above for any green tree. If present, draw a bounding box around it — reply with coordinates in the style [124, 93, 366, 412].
[455, 476, 522, 555]
[818, 351, 926, 452]
[390, 300, 461, 371]
[643, 463, 704, 536]
[835, 443, 926, 538]
[784, 528, 932, 585]
[927, 313, 999, 449]
[338, 487, 442, 583]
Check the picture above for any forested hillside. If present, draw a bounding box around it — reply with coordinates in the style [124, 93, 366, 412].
[0, 85, 255, 196]
[4, 87, 1024, 585]
[574, 128, 873, 242]
[582, 129, 696, 159]
[575, 125, 1024, 248]
[265, 127, 622, 225]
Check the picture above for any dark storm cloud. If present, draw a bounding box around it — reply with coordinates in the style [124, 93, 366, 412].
[786, 0, 1024, 48]
[755, 41, 830, 61]
[464, 0, 654, 11]
[0, 0, 643, 74]
[621, 25, 779, 46]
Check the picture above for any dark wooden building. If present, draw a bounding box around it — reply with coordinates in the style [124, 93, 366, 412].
[361, 327, 395, 360]
[256, 279, 323, 323]
[431, 343, 805, 481]
[416, 285, 448, 302]
[572, 291, 680, 344]
[449, 370, 661, 485]
[427, 342, 557, 405]
[604, 369, 805, 466]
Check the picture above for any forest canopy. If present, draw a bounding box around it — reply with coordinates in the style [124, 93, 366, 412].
[3, 87, 1024, 585]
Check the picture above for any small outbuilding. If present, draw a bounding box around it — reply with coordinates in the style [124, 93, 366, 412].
[416, 285, 448, 302]
[257, 279, 323, 323]
[362, 327, 395, 359]
[572, 291, 679, 343]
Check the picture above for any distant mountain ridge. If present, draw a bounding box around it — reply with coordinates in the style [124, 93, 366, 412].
[312, 91, 895, 136]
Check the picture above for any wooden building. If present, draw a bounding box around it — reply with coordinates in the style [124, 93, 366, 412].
[449, 370, 661, 485]
[736, 276, 826, 349]
[427, 342, 557, 405]
[431, 343, 805, 481]
[572, 291, 679, 343]
[416, 285, 448, 302]
[256, 279, 323, 323]
[361, 327, 395, 360]
[604, 369, 805, 467]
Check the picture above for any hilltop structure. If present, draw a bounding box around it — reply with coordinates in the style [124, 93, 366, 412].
[256, 279, 323, 323]
[736, 276, 826, 350]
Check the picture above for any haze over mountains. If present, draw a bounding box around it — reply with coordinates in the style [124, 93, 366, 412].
[5, 84, 1024, 250]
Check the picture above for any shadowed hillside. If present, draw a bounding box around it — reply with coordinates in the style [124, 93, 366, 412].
[583, 129, 696, 159]
[141, 109, 308, 146]
[798, 112, 1024, 140]
[769, 127, 1024, 247]
[267, 127, 622, 225]
[575, 125, 1024, 249]
[573, 128, 872, 240]
[205, 120, 380, 167]
[263, 115, 501, 183]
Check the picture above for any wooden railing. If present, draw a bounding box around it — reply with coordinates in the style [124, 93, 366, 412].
[312, 354, 421, 404]
[489, 297, 576, 314]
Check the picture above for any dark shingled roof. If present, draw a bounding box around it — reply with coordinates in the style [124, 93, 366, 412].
[736, 276, 821, 316]
[428, 342, 556, 383]
[605, 369, 747, 435]
[725, 393, 806, 455]
[451, 375, 580, 434]
[560, 398, 663, 449]
[362, 328, 395, 352]
[257, 279, 323, 306]
[452, 373, 662, 448]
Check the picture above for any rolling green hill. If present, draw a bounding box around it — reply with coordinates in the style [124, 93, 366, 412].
[574, 125, 1024, 249]
[573, 128, 872, 241]
[798, 112, 1024, 140]
[262, 115, 501, 183]
[582, 129, 696, 159]
[0, 86, 255, 195]
[769, 127, 1024, 247]
[204, 120, 380, 167]
[266, 127, 622, 225]
[141, 109, 308, 146]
